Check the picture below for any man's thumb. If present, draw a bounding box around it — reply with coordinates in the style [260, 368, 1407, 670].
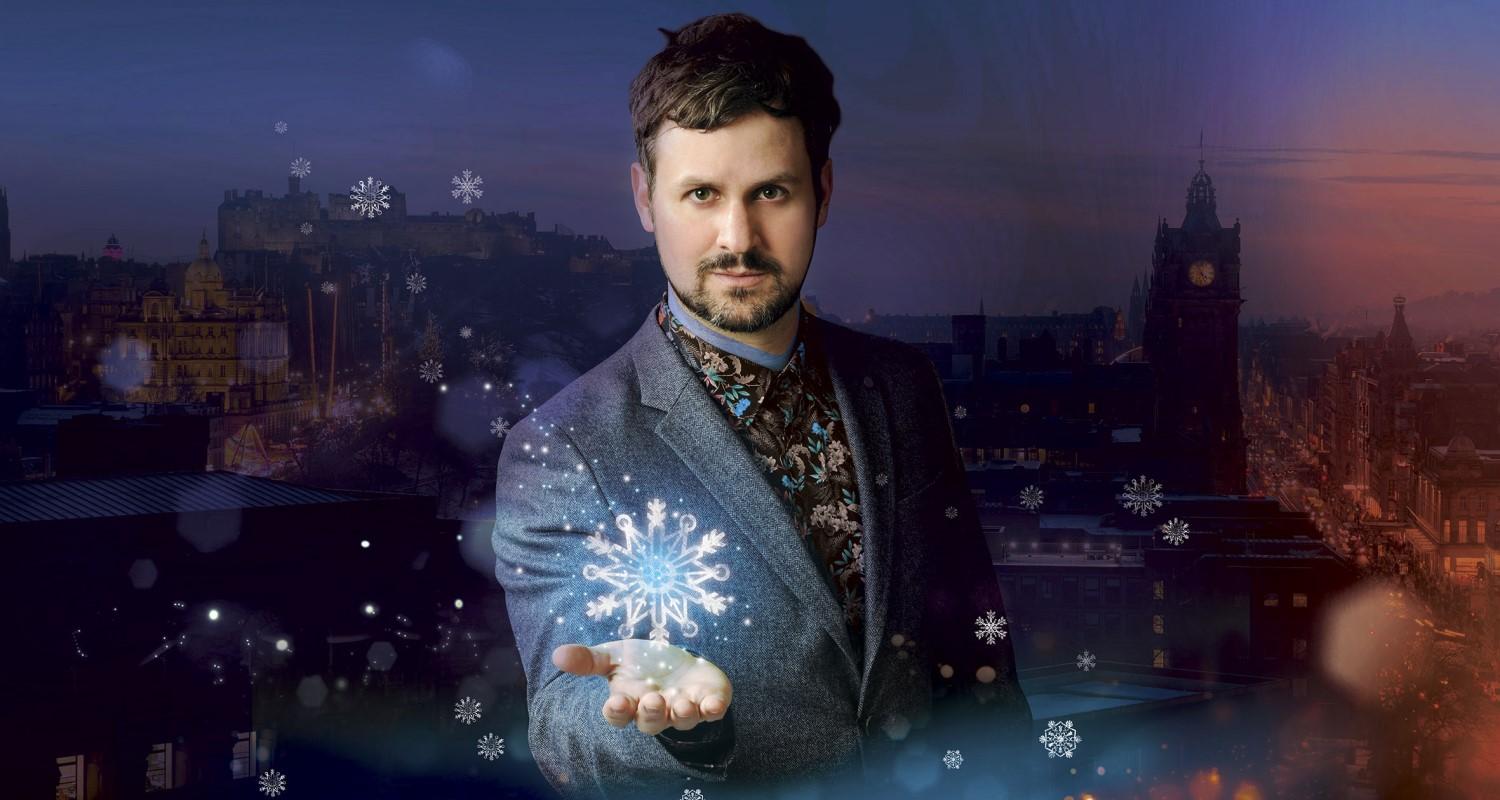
[552, 643, 613, 676]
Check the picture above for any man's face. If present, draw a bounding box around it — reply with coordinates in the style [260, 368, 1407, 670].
[631, 108, 832, 333]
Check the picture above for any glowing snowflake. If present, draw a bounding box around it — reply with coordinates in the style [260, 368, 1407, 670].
[406, 271, 427, 294]
[451, 169, 485, 204]
[583, 498, 732, 643]
[1039, 719, 1082, 758]
[300, 222, 313, 236]
[943, 749, 963, 770]
[681, 790, 705, 800]
[321, 281, 337, 295]
[953, 405, 967, 419]
[944, 505, 958, 520]
[1121, 474, 1163, 516]
[1159, 517, 1190, 546]
[974, 609, 1008, 644]
[477, 733, 505, 760]
[1076, 650, 1096, 671]
[349, 175, 391, 219]
[257, 768, 287, 796]
[459, 325, 473, 339]
[273, 121, 287, 134]
[490, 417, 510, 439]
[1019, 484, 1044, 512]
[419, 360, 443, 383]
[290, 157, 311, 178]
[454, 696, 482, 724]
[875, 472, 888, 487]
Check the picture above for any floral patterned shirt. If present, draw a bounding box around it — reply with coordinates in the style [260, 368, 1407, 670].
[657, 292, 866, 661]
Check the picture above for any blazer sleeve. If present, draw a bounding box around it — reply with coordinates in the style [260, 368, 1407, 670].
[491, 414, 735, 798]
[909, 352, 1035, 756]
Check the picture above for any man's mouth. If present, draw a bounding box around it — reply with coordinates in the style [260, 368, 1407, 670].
[712, 270, 768, 286]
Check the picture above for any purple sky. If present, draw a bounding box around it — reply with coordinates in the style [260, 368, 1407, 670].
[5, 0, 1500, 321]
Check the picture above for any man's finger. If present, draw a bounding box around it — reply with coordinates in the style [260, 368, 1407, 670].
[636, 690, 668, 735]
[699, 692, 728, 721]
[602, 692, 636, 728]
[668, 695, 702, 731]
[552, 643, 613, 677]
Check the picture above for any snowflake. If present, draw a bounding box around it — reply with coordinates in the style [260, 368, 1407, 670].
[1076, 650, 1097, 671]
[418, 359, 443, 383]
[1039, 719, 1082, 758]
[477, 733, 505, 760]
[1121, 474, 1163, 516]
[974, 609, 1008, 644]
[943, 749, 964, 770]
[874, 472, 888, 488]
[1019, 484, 1044, 512]
[290, 157, 312, 178]
[451, 169, 485, 204]
[953, 405, 967, 420]
[274, 121, 287, 134]
[257, 768, 287, 796]
[349, 175, 391, 218]
[406, 271, 427, 294]
[454, 696, 482, 724]
[490, 417, 510, 439]
[944, 505, 958, 520]
[1159, 517, 1191, 546]
[300, 222, 313, 236]
[681, 790, 705, 800]
[459, 325, 473, 339]
[320, 281, 336, 295]
[583, 498, 732, 643]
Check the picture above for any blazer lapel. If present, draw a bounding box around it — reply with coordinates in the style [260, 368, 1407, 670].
[817, 319, 895, 713]
[628, 310, 862, 681]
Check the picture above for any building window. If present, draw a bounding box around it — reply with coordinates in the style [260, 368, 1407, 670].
[146, 742, 174, 791]
[1443, 519, 1451, 543]
[1459, 519, 1469, 543]
[232, 731, 256, 779]
[1087, 401, 1096, 415]
[1152, 614, 1164, 635]
[1263, 593, 1280, 607]
[1293, 638, 1308, 660]
[1293, 593, 1308, 608]
[1480, 520, 1487, 544]
[1153, 580, 1165, 600]
[56, 755, 84, 799]
[1152, 648, 1169, 668]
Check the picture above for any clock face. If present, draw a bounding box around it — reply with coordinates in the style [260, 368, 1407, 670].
[1189, 259, 1216, 287]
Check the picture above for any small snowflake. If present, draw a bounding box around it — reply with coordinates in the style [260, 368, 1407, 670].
[974, 609, 1008, 644]
[320, 281, 336, 295]
[1159, 517, 1191, 546]
[1121, 474, 1163, 516]
[406, 271, 427, 294]
[477, 733, 505, 760]
[300, 222, 313, 236]
[257, 768, 287, 796]
[874, 472, 888, 488]
[419, 359, 443, 383]
[459, 325, 473, 339]
[953, 405, 968, 420]
[1076, 650, 1097, 671]
[490, 417, 510, 439]
[454, 696, 482, 724]
[943, 749, 963, 770]
[349, 175, 392, 218]
[274, 121, 288, 134]
[1039, 719, 1082, 758]
[451, 169, 485, 204]
[1019, 484, 1044, 512]
[680, 790, 705, 800]
[944, 505, 958, 520]
[290, 157, 312, 178]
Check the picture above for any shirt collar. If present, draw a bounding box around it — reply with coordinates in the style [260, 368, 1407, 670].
[666, 282, 799, 372]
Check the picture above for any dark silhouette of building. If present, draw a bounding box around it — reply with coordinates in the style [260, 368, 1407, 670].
[1143, 158, 1248, 494]
[0, 185, 11, 267]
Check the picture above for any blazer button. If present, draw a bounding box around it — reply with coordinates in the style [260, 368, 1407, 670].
[862, 376, 874, 389]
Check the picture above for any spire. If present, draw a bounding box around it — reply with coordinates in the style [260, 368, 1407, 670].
[1389, 294, 1415, 353]
[979, 296, 985, 315]
[1183, 138, 1221, 232]
[198, 230, 211, 259]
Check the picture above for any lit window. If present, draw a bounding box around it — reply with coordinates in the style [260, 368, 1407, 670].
[1152, 648, 1168, 668]
[1153, 580, 1165, 600]
[1263, 593, 1280, 607]
[1152, 614, 1164, 635]
[1292, 593, 1308, 608]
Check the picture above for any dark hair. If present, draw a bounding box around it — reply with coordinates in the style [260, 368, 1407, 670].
[629, 12, 841, 209]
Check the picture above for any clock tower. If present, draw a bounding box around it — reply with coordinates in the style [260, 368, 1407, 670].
[1142, 158, 1247, 494]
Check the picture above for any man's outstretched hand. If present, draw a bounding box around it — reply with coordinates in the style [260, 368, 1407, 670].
[552, 640, 732, 736]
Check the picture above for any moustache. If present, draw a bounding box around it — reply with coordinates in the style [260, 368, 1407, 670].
[701, 252, 779, 275]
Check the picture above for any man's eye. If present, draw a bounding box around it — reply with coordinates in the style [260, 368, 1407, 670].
[691, 188, 713, 202]
[759, 186, 785, 199]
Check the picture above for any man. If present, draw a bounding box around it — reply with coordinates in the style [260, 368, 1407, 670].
[492, 13, 1031, 799]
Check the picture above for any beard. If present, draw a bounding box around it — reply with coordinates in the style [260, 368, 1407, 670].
[673, 249, 804, 334]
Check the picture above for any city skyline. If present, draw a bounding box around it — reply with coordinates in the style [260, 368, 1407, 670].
[5, 1, 1500, 321]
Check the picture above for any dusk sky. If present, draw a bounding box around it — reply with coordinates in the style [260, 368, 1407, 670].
[5, 0, 1500, 321]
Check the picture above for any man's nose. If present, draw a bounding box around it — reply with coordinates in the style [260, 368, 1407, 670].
[715, 198, 757, 256]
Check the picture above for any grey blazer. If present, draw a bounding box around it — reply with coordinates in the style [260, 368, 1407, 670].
[492, 305, 1032, 799]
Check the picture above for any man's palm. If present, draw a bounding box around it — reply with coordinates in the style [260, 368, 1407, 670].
[552, 639, 732, 736]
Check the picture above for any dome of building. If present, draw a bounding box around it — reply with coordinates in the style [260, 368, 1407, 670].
[183, 233, 222, 287]
[1447, 434, 1477, 457]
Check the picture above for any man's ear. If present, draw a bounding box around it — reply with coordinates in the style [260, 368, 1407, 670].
[630, 162, 656, 234]
[815, 158, 833, 229]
